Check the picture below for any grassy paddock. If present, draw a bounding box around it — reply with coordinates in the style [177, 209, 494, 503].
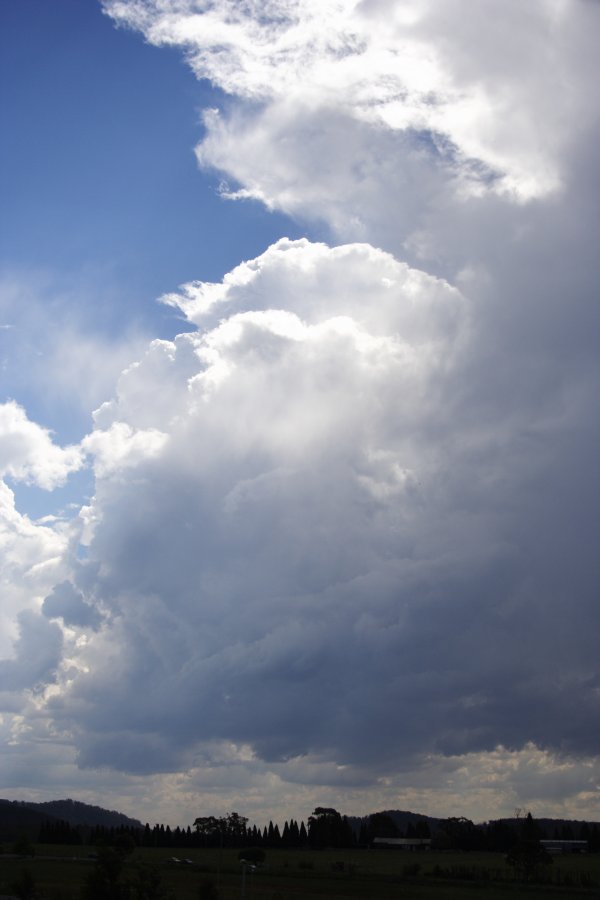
[1, 844, 599, 899]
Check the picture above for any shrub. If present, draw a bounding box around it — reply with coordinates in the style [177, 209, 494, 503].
[13, 834, 35, 857]
[11, 868, 37, 900]
[238, 847, 265, 865]
[402, 862, 421, 877]
[198, 878, 219, 900]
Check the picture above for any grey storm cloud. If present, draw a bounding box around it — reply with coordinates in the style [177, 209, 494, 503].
[49, 225, 600, 778]
[42, 581, 102, 630]
[0, 610, 63, 694]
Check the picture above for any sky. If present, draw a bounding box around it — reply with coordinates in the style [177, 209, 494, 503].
[1, 0, 599, 830]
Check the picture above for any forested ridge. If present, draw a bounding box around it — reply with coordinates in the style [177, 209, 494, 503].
[2, 800, 600, 853]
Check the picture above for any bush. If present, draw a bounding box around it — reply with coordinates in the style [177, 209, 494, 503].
[198, 878, 219, 900]
[238, 847, 265, 865]
[130, 863, 172, 900]
[13, 834, 35, 857]
[402, 862, 421, 877]
[11, 868, 37, 900]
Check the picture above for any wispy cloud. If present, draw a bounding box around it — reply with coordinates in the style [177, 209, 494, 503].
[104, 0, 598, 203]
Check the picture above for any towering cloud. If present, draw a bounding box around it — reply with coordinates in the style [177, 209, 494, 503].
[51, 241, 466, 766]
[1, 0, 599, 821]
[48, 233, 600, 791]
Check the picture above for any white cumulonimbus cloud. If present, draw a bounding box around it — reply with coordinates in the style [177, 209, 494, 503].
[0, 401, 83, 490]
[44, 237, 600, 789]
[2, 0, 599, 821]
[50, 239, 471, 772]
[0, 478, 70, 664]
[0, 402, 81, 671]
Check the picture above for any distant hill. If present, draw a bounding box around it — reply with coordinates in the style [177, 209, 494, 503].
[483, 816, 600, 836]
[379, 808, 444, 833]
[349, 809, 600, 840]
[0, 801, 50, 842]
[21, 799, 142, 829]
[0, 798, 141, 841]
[347, 808, 444, 836]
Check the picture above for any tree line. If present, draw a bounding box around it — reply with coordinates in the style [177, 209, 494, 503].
[37, 807, 600, 853]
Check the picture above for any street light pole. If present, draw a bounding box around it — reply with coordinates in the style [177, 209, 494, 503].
[240, 859, 247, 900]
[240, 859, 255, 900]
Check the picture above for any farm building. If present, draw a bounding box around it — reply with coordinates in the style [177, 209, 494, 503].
[540, 839, 588, 854]
[371, 838, 432, 851]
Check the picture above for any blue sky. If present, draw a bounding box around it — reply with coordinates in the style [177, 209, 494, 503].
[1, 0, 600, 829]
[1, 0, 306, 522]
[1, 0, 306, 296]
[1, 0, 305, 437]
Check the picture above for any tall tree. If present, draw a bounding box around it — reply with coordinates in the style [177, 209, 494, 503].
[193, 816, 223, 848]
[367, 812, 398, 842]
[307, 808, 352, 848]
[506, 812, 551, 883]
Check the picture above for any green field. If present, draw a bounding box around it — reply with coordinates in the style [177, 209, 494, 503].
[1, 845, 599, 900]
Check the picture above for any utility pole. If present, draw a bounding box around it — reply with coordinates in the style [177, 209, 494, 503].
[240, 859, 255, 900]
